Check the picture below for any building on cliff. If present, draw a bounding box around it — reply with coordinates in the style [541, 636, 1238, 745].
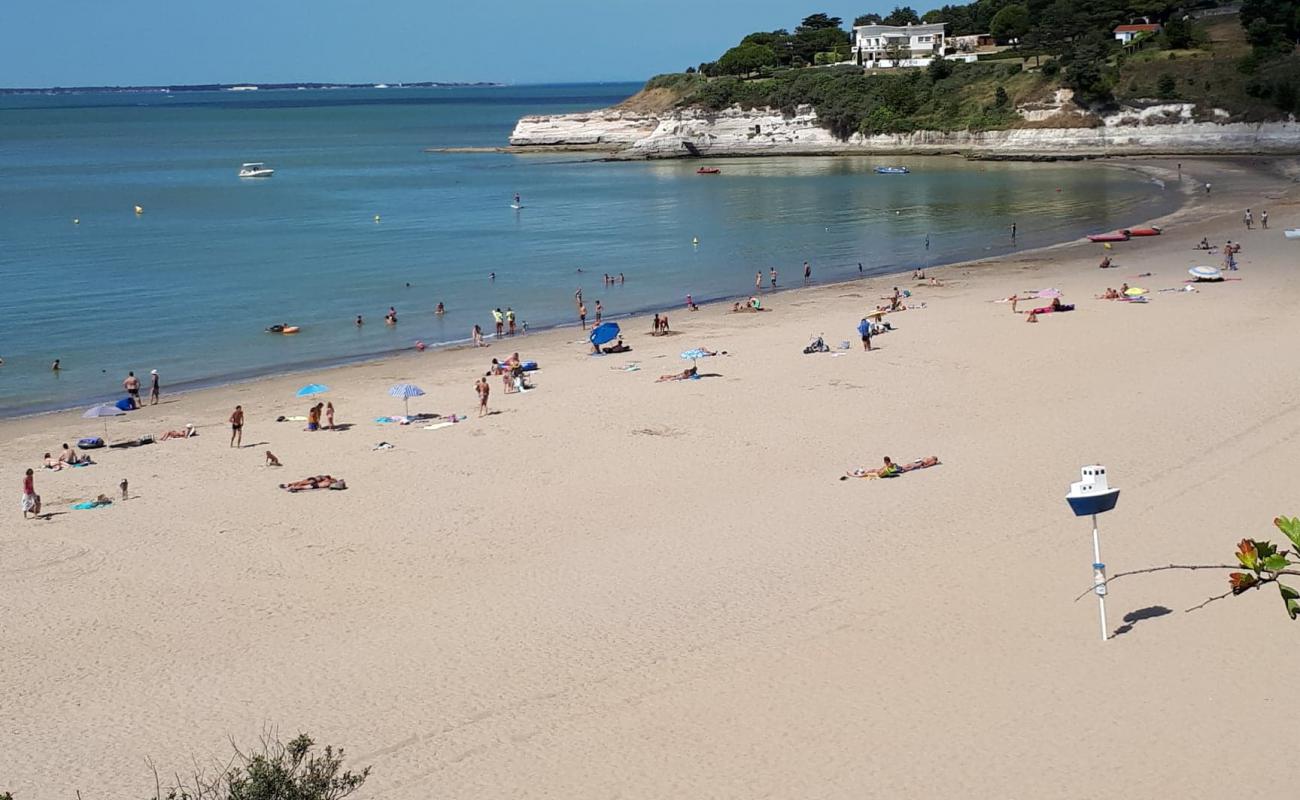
[852, 22, 949, 69]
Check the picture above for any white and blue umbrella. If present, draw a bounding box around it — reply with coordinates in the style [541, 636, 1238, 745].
[1189, 266, 1222, 282]
[296, 383, 329, 397]
[589, 322, 620, 347]
[82, 403, 125, 436]
[388, 383, 426, 416]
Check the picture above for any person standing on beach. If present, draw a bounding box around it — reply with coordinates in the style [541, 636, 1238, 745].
[1244, 209, 1253, 230]
[756, 272, 763, 292]
[595, 300, 603, 325]
[579, 302, 587, 330]
[325, 401, 335, 431]
[149, 369, 160, 405]
[770, 267, 777, 288]
[653, 313, 661, 334]
[858, 318, 873, 352]
[123, 371, 141, 409]
[1011, 222, 1017, 240]
[229, 405, 244, 448]
[22, 468, 40, 519]
[507, 307, 516, 335]
[803, 261, 811, 283]
[1205, 182, 1211, 194]
[1261, 210, 1269, 229]
[493, 308, 504, 338]
[476, 377, 490, 417]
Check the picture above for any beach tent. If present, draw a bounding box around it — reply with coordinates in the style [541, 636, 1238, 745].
[589, 322, 620, 347]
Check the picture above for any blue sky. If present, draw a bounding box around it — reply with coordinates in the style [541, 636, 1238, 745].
[1, 1, 882, 87]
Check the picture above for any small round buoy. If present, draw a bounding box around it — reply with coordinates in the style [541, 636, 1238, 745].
[374, 214, 381, 222]
[73, 218, 80, 224]
[134, 205, 143, 215]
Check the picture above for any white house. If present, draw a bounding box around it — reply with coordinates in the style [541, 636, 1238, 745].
[1113, 23, 1162, 43]
[853, 22, 947, 68]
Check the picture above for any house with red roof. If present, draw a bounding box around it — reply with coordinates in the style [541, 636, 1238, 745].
[1114, 23, 1163, 44]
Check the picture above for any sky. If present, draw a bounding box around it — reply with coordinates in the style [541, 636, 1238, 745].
[0, 1, 881, 87]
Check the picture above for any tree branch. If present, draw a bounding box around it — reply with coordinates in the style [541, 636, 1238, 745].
[1072, 563, 1300, 602]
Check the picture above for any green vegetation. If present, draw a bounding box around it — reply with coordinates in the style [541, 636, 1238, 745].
[659, 2, 1300, 140]
[151, 733, 369, 800]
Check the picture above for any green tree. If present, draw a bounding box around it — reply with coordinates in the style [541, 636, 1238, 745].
[717, 43, 780, 75]
[928, 56, 955, 80]
[1063, 31, 1116, 105]
[1162, 18, 1195, 50]
[882, 5, 922, 25]
[853, 13, 883, 26]
[1157, 73, 1177, 98]
[994, 85, 1009, 106]
[990, 5, 1032, 41]
[796, 13, 844, 32]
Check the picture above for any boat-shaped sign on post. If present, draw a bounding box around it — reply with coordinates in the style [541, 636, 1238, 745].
[1066, 464, 1121, 642]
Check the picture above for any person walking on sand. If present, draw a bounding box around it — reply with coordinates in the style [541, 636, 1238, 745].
[595, 300, 603, 325]
[507, 307, 516, 335]
[858, 317, 873, 352]
[1261, 210, 1269, 230]
[803, 261, 811, 283]
[149, 369, 160, 405]
[579, 302, 587, 330]
[1244, 209, 1253, 230]
[123, 371, 141, 409]
[229, 405, 244, 448]
[476, 377, 490, 417]
[22, 468, 40, 519]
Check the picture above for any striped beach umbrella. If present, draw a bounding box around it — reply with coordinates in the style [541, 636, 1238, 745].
[388, 383, 426, 416]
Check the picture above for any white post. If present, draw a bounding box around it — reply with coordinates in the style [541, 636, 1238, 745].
[1092, 514, 1108, 641]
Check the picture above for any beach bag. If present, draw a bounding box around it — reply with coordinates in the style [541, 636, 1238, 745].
[78, 437, 105, 449]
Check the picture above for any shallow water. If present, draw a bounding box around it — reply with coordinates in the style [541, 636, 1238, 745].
[0, 84, 1178, 415]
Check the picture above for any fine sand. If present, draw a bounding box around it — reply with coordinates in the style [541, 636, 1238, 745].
[3, 157, 1299, 798]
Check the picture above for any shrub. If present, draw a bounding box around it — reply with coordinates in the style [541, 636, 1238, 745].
[1157, 74, 1178, 99]
[151, 733, 369, 800]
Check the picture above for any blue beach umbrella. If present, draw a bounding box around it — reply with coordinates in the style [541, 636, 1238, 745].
[83, 403, 125, 437]
[388, 383, 426, 416]
[296, 383, 329, 397]
[680, 348, 710, 362]
[589, 322, 620, 347]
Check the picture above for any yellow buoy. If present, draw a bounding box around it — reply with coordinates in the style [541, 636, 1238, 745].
[134, 205, 143, 215]
[1103, 243, 1112, 250]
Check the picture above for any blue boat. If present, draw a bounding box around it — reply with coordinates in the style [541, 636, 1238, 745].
[875, 166, 910, 175]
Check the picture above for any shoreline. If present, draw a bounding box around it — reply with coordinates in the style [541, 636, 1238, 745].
[6, 155, 1300, 797]
[1, 156, 1190, 422]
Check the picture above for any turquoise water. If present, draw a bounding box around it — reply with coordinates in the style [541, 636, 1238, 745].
[0, 84, 1176, 416]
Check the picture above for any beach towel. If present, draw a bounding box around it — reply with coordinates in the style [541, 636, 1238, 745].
[278, 415, 308, 422]
[423, 422, 456, 431]
[71, 499, 112, 510]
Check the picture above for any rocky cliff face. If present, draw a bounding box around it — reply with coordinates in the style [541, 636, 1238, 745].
[509, 103, 1300, 158]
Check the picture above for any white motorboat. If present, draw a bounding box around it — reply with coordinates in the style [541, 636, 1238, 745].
[238, 162, 275, 178]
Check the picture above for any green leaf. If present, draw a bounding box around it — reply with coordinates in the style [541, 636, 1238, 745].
[1275, 516, 1300, 551]
[1255, 540, 1279, 560]
[1262, 554, 1292, 573]
[1279, 583, 1300, 620]
[1236, 539, 1260, 570]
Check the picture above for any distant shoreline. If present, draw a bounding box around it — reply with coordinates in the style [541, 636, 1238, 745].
[0, 81, 504, 95]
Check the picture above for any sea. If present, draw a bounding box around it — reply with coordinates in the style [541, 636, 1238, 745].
[0, 83, 1179, 417]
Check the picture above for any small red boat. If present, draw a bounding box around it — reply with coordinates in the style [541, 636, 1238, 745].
[696, 167, 721, 175]
[1087, 232, 1131, 243]
[1123, 226, 1162, 236]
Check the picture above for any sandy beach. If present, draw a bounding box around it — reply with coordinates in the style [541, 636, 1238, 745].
[4, 156, 1300, 798]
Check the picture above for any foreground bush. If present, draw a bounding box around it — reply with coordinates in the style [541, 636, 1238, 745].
[151, 733, 369, 800]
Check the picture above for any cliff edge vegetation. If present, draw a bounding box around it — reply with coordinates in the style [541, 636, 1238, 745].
[632, 1, 1300, 140]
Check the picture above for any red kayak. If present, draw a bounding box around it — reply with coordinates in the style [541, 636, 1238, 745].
[1124, 226, 1162, 236]
[696, 167, 721, 175]
[1087, 232, 1131, 243]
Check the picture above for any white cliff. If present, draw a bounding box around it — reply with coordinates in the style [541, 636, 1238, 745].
[509, 102, 1300, 158]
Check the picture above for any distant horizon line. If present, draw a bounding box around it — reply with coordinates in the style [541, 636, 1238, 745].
[0, 79, 646, 95]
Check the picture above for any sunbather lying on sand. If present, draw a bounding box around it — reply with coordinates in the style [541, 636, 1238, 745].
[657, 366, 698, 382]
[159, 424, 196, 440]
[42, 453, 65, 471]
[279, 475, 346, 492]
[843, 456, 941, 479]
